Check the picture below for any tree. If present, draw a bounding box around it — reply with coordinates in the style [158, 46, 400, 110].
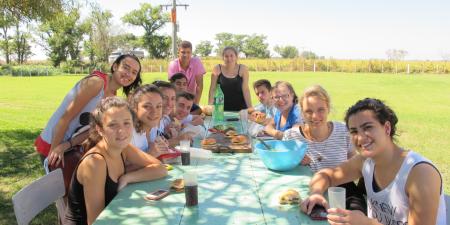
[38, 8, 87, 66]
[112, 33, 143, 52]
[194, 40, 213, 57]
[386, 49, 408, 61]
[12, 23, 33, 64]
[241, 34, 270, 58]
[0, 10, 16, 64]
[301, 51, 318, 59]
[84, 6, 114, 64]
[3, 0, 69, 22]
[274, 45, 299, 58]
[215, 33, 246, 56]
[122, 3, 170, 58]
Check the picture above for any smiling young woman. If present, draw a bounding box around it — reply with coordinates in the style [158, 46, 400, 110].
[35, 54, 142, 168]
[65, 97, 167, 225]
[283, 85, 366, 213]
[300, 98, 446, 225]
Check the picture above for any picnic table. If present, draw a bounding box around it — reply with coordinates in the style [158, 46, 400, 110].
[93, 112, 327, 225]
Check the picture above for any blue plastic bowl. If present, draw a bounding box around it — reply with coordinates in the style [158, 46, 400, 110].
[255, 139, 307, 171]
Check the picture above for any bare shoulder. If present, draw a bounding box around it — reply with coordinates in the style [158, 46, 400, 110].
[79, 75, 104, 92]
[78, 153, 107, 182]
[211, 65, 221, 76]
[407, 162, 441, 188]
[239, 64, 249, 71]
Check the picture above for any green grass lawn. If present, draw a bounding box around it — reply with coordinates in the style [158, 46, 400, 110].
[0, 72, 449, 224]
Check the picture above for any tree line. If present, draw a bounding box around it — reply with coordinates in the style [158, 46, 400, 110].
[1, 1, 324, 69]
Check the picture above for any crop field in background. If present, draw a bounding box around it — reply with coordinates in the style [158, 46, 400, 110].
[0, 72, 448, 224]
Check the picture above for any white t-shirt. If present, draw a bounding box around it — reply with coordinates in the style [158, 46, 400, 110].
[363, 151, 446, 225]
[130, 128, 158, 153]
[180, 114, 193, 125]
[283, 121, 353, 172]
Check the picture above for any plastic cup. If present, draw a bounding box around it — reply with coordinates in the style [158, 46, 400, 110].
[184, 171, 198, 206]
[180, 140, 191, 165]
[239, 109, 249, 133]
[328, 187, 346, 210]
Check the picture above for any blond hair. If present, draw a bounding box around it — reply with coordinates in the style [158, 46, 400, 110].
[300, 85, 331, 109]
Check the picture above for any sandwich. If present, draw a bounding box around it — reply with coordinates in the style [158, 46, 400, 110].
[231, 135, 248, 144]
[279, 189, 301, 205]
[201, 138, 217, 149]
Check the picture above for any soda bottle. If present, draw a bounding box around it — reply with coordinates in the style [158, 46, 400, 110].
[213, 84, 224, 122]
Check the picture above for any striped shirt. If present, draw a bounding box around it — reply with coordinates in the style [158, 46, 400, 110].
[283, 121, 353, 172]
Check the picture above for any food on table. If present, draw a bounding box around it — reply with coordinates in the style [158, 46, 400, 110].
[201, 138, 217, 146]
[164, 164, 173, 171]
[170, 179, 185, 192]
[253, 112, 267, 124]
[278, 189, 301, 205]
[210, 124, 235, 133]
[172, 117, 181, 127]
[231, 135, 248, 144]
[247, 108, 255, 114]
[201, 105, 213, 116]
[225, 130, 238, 137]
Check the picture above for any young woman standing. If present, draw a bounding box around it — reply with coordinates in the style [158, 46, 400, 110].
[208, 46, 252, 111]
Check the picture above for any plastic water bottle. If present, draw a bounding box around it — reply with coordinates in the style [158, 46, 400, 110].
[213, 85, 224, 122]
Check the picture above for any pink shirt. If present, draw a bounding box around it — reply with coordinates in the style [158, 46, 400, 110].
[168, 57, 206, 94]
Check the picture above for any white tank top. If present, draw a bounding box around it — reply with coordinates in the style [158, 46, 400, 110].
[41, 72, 108, 144]
[362, 151, 446, 225]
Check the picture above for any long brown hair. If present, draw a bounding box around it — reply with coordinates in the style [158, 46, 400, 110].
[83, 97, 136, 150]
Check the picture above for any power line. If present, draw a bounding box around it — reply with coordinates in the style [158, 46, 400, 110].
[161, 0, 189, 59]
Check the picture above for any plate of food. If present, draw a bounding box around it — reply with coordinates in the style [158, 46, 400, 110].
[201, 138, 217, 150]
[230, 135, 249, 145]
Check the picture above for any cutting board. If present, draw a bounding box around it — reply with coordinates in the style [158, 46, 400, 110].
[202, 132, 252, 153]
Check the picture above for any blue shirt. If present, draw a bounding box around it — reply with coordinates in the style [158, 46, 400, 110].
[254, 103, 277, 118]
[274, 104, 303, 131]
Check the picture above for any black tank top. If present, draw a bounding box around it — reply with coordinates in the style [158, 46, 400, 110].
[65, 152, 125, 225]
[217, 64, 247, 111]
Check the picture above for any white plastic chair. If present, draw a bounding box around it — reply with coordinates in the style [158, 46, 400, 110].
[12, 169, 65, 225]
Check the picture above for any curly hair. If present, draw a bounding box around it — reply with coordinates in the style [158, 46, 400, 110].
[344, 98, 398, 138]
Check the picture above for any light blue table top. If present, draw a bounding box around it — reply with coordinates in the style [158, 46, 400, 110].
[94, 112, 327, 225]
[94, 154, 328, 225]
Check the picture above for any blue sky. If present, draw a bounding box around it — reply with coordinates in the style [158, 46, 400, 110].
[38, 0, 450, 60]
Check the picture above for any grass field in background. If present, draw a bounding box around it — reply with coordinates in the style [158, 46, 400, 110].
[0, 72, 449, 224]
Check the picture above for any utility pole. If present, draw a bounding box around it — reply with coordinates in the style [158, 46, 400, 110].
[161, 0, 189, 59]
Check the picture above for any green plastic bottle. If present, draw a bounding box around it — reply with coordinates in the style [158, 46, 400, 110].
[213, 84, 224, 123]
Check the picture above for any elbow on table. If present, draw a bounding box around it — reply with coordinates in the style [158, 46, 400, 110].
[152, 164, 169, 179]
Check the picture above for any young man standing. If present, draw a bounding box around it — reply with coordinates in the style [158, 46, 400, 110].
[168, 41, 206, 104]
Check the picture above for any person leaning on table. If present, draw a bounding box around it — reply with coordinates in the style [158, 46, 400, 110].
[300, 98, 446, 225]
[264, 81, 303, 139]
[283, 85, 366, 213]
[65, 97, 167, 225]
[35, 54, 142, 167]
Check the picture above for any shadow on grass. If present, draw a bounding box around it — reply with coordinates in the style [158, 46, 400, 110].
[0, 129, 58, 225]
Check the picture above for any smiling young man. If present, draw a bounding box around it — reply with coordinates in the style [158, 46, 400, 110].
[168, 41, 206, 104]
[169, 73, 202, 115]
[174, 91, 204, 126]
[250, 79, 276, 119]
